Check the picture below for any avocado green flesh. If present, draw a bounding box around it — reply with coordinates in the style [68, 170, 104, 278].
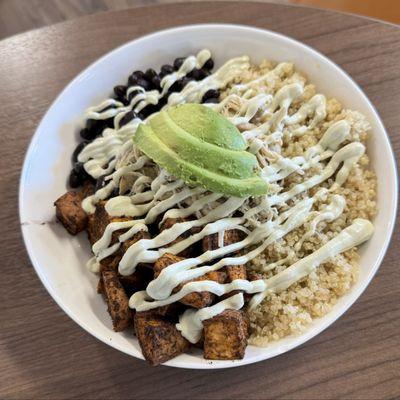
[149, 111, 257, 179]
[168, 104, 247, 151]
[134, 124, 268, 197]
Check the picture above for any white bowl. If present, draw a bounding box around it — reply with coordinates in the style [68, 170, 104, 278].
[19, 24, 398, 369]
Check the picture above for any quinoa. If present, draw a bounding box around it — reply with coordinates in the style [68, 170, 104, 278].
[223, 60, 377, 346]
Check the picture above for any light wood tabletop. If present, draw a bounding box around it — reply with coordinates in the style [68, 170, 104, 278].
[0, 2, 399, 399]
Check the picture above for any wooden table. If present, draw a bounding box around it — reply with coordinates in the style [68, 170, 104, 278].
[0, 2, 399, 399]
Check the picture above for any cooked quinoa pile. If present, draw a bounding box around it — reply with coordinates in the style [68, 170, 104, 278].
[221, 60, 377, 346]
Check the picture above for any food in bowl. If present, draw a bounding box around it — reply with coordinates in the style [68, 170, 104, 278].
[54, 49, 376, 365]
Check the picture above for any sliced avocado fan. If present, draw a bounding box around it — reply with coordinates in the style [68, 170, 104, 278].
[133, 104, 268, 197]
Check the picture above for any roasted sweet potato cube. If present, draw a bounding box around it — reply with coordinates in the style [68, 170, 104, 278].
[100, 230, 151, 272]
[154, 254, 226, 309]
[118, 266, 153, 297]
[87, 201, 150, 271]
[179, 271, 226, 309]
[134, 312, 190, 365]
[81, 180, 95, 197]
[225, 264, 247, 282]
[202, 229, 244, 253]
[153, 253, 184, 277]
[142, 303, 185, 320]
[54, 190, 88, 235]
[102, 269, 131, 331]
[160, 217, 196, 257]
[87, 201, 131, 246]
[203, 309, 249, 360]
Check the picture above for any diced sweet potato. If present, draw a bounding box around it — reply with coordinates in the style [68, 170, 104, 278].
[202, 229, 247, 296]
[87, 201, 151, 271]
[54, 190, 88, 235]
[225, 264, 247, 282]
[118, 266, 154, 297]
[244, 271, 264, 303]
[134, 312, 190, 365]
[160, 217, 196, 257]
[202, 229, 244, 253]
[139, 303, 185, 320]
[101, 269, 131, 331]
[100, 230, 150, 272]
[203, 309, 249, 360]
[81, 180, 95, 198]
[87, 201, 131, 246]
[154, 254, 226, 309]
[153, 253, 184, 277]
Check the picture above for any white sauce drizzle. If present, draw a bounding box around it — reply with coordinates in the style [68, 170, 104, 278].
[77, 51, 374, 343]
[249, 218, 374, 309]
[176, 293, 245, 343]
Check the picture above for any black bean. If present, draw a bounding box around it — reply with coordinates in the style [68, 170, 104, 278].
[73, 161, 85, 175]
[105, 118, 115, 129]
[203, 97, 219, 104]
[100, 104, 115, 112]
[140, 106, 154, 119]
[132, 70, 145, 79]
[198, 68, 211, 79]
[136, 78, 151, 91]
[179, 76, 192, 88]
[202, 89, 220, 102]
[144, 68, 157, 81]
[137, 112, 145, 120]
[173, 57, 186, 70]
[113, 85, 127, 99]
[119, 110, 137, 127]
[128, 89, 141, 101]
[69, 169, 83, 188]
[203, 58, 214, 70]
[72, 141, 88, 163]
[158, 97, 167, 108]
[168, 81, 181, 93]
[80, 127, 97, 141]
[109, 187, 120, 198]
[152, 75, 162, 90]
[161, 64, 174, 76]
[188, 68, 200, 80]
[95, 175, 106, 191]
[128, 74, 138, 86]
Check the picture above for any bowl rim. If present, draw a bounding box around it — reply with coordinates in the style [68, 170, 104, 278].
[19, 23, 398, 369]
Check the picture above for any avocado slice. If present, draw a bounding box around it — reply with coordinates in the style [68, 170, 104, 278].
[149, 111, 258, 179]
[133, 104, 268, 197]
[134, 124, 268, 197]
[168, 104, 246, 151]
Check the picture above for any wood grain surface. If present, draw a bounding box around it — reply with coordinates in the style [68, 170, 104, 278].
[0, 2, 399, 399]
[2, 0, 400, 40]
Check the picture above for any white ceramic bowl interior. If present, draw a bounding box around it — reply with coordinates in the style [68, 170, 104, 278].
[19, 24, 397, 369]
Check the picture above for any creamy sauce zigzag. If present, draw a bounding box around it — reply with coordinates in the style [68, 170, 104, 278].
[78, 51, 374, 343]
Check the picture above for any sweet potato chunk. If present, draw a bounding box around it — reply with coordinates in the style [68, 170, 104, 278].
[160, 217, 196, 257]
[101, 269, 131, 331]
[87, 201, 131, 245]
[154, 254, 226, 309]
[153, 253, 184, 277]
[203, 309, 249, 360]
[54, 191, 88, 235]
[118, 266, 154, 297]
[87, 201, 150, 271]
[225, 264, 247, 282]
[202, 229, 244, 253]
[202, 229, 247, 290]
[134, 312, 190, 365]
